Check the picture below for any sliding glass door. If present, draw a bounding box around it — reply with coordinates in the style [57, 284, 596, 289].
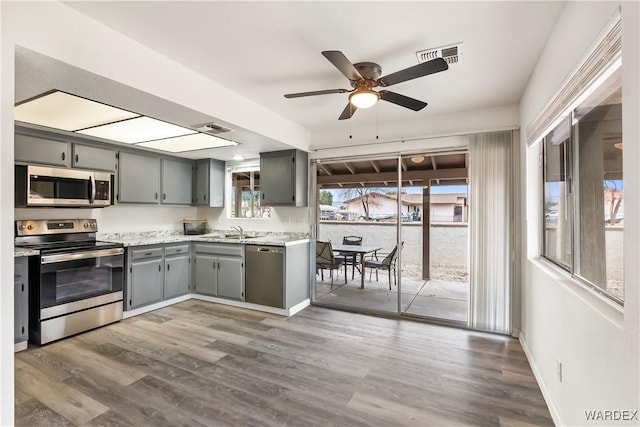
[312, 152, 469, 324]
[314, 156, 400, 314]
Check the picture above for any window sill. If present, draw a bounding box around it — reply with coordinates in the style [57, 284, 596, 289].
[528, 256, 624, 328]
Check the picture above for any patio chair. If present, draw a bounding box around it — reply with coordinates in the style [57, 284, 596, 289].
[316, 240, 344, 287]
[339, 235, 363, 281]
[364, 242, 403, 290]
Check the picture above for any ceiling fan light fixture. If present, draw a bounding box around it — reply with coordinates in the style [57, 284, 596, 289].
[349, 88, 379, 109]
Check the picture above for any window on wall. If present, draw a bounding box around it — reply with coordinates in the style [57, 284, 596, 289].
[541, 65, 623, 304]
[229, 168, 271, 219]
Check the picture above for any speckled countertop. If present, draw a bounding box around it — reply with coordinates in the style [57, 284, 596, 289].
[97, 230, 310, 247]
[14, 247, 39, 258]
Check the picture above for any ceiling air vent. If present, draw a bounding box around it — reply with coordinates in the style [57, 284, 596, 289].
[193, 122, 234, 135]
[416, 43, 462, 66]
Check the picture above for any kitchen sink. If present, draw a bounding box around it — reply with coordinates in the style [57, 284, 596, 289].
[223, 234, 258, 239]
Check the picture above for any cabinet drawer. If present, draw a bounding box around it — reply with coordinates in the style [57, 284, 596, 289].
[130, 247, 163, 261]
[165, 245, 189, 257]
[194, 243, 243, 257]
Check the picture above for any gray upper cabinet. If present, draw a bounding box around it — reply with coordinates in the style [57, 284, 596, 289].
[15, 133, 70, 167]
[72, 144, 117, 172]
[118, 151, 161, 204]
[260, 149, 308, 207]
[193, 158, 225, 207]
[161, 159, 193, 205]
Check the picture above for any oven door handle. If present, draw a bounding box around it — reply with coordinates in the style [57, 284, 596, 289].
[41, 247, 124, 264]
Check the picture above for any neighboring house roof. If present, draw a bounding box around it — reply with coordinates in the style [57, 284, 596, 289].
[344, 192, 411, 206]
[386, 193, 467, 205]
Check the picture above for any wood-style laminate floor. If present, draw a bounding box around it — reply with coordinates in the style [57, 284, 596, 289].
[15, 301, 553, 426]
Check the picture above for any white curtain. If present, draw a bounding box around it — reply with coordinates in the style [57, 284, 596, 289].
[469, 131, 515, 334]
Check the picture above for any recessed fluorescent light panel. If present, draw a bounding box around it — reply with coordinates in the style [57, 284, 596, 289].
[77, 116, 196, 144]
[136, 132, 237, 152]
[15, 91, 139, 131]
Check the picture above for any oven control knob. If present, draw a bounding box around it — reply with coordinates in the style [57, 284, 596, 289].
[18, 225, 25, 231]
[84, 223, 89, 228]
[26, 224, 33, 230]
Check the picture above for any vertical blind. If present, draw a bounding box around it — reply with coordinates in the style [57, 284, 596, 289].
[469, 130, 515, 334]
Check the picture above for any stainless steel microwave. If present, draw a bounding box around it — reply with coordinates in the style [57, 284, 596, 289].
[15, 165, 112, 207]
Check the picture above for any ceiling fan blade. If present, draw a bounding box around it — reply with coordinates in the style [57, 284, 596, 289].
[379, 90, 427, 111]
[338, 103, 357, 120]
[378, 58, 448, 87]
[322, 51, 363, 81]
[284, 89, 350, 98]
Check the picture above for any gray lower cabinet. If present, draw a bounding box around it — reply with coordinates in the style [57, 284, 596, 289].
[118, 152, 161, 204]
[126, 244, 192, 310]
[72, 144, 118, 172]
[14, 258, 29, 345]
[162, 159, 193, 205]
[194, 254, 218, 296]
[217, 257, 244, 300]
[164, 245, 191, 298]
[130, 255, 163, 309]
[15, 133, 70, 167]
[193, 159, 225, 207]
[193, 243, 244, 300]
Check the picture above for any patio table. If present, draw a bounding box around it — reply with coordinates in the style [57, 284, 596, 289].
[331, 244, 382, 289]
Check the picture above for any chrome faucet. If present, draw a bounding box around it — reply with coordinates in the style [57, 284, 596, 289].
[231, 225, 244, 236]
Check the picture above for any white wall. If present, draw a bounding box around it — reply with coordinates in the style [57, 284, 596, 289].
[0, 2, 311, 424]
[197, 206, 310, 234]
[15, 205, 198, 234]
[519, 2, 639, 425]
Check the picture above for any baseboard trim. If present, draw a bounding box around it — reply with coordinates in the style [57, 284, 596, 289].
[519, 334, 563, 426]
[14, 341, 28, 352]
[191, 294, 310, 317]
[123, 294, 192, 319]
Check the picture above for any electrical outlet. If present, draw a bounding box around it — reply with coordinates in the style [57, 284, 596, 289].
[556, 360, 563, 383]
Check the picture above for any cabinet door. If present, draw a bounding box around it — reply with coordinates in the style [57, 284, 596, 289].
[162, 159, 193, 205]
[260, 153, 294, 205]
[208, 159, 225, 207]
[217, 256, 244, 301]
[73, 144, 117, 172]
[131, 258, 163, 308]
[14, 258, 28, 344]
[194, 254, 217, 296]
[164, 254, 190, 299]
[15, 133, 70, 167]
[118, 152, 160, 204]
[194, 159, 209, 205]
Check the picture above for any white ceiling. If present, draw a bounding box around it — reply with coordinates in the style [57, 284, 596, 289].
[64, 1, 565, 145]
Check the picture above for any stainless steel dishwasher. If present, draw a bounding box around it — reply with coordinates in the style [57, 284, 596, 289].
[245, 245, 284, 308]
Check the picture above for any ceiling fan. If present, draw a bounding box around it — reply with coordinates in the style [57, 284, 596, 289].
[284, 50, 449, 120]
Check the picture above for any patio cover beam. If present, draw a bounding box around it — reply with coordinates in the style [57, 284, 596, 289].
[316, 168, 468, 185]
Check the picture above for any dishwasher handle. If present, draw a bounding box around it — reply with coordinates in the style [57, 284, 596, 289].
[246, 245, 283, 254]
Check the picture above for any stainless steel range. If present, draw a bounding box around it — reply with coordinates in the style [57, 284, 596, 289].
[15, 219, 124, 345]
